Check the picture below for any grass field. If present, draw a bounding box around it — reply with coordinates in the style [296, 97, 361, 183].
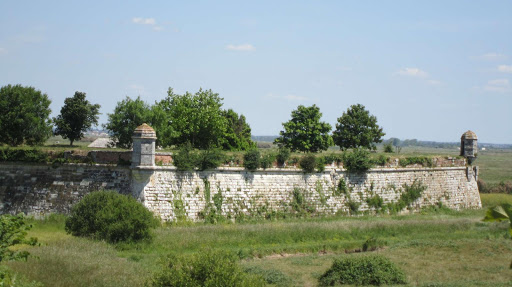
[3, 194, 512, 287]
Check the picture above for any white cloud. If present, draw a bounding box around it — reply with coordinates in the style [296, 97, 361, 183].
[396, 67, 428, 78]
[484, 78, 511, 93]
[266, 93, 307, 102]
[480, 53, 508, 61]
[498, 65, 512, 73]
[132, 17, 156, 25]
[225, 44, 255, 52]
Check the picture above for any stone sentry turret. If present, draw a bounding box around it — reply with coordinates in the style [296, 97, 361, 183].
[460, 130, 477, 165]
[131, 123, 157, 168]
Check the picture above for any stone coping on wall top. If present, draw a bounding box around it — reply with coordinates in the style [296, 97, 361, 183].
[132, 165, 470, 173]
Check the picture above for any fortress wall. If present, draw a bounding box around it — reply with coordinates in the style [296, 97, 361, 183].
[137, 166, 481, 221]
[0, 163, 481, 220]
[0, 163, 131, 216]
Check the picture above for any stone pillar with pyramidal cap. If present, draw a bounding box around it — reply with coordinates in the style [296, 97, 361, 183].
[460, 130, 477, 165]
[131, 123, 157, 168]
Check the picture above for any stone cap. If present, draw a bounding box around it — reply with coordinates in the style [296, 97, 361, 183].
[461, 130, 477, 140]
[132, 123, 157, 139]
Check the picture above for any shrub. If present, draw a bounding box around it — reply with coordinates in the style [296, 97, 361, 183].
[318, 255, 407, 286]
[316, 156, 326, 172]
[196, 149, 225, 171]
[478, 179, 512, 194]
[276, 147, 291, 167]
[373, 154, 389, 166]
[335, 178, 348, 196]
[0, 265, 43, 287]
[65, 191, 159, 243]
[383, 143, 394, 153]
[173, 143, 198, 171]
[388, 180, 426, 213]
[362, 237, 386, 252]
[342, 148, 373, 173]
[0, 214, 38, 262]
[0, 148, 49, 163]
[148, 249, 265, 287]
[260, 153, 276, 169]
[398, 156, 434, 167]
[243, 149, 261, 171]
[322, 153, 343, 166]
[366, 194, 384, 209]
[299, 154, 317, 173]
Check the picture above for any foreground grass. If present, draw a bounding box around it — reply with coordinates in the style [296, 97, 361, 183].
[3, 195, 511, 286]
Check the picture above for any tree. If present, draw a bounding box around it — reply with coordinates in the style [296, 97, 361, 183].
[332, 104, 385, 150]
[104, 96, 152, 148]
[221, 109, 255, 151]
[274, 105, 333, 153]
[0, 84, 52, 146]
[53, 92, 100, 146]
[155, 88, 227, 149]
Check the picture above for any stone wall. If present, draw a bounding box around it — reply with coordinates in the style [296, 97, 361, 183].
[136, 165, 481, 221]
[0, 163, 131, 216]
[0, 162, 481, 220]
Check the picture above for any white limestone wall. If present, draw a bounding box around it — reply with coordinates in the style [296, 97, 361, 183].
[133, 166, 481, 221]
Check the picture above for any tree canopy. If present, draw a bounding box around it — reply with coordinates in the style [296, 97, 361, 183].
[0, 84, 52, 146]
[103, 96, 152, 148]
[221, 109, 255, 151]
[274, 105, 333, 153]
[332, 104, 385, 150]
[104, 88, 254, 150]
[53, 92, 100, 146]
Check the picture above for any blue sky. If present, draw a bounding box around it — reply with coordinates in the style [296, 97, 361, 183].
[1, 1, 511, 143]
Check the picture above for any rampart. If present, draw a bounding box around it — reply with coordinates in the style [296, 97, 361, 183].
[0, 162, 481, 220]
[0, 126, 482, 221]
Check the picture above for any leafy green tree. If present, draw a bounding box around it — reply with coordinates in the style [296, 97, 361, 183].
[53, 92, 100, 146]
[274, 105, 333, 153]
[0, 84, 52, 146]
[221, 109, 254, 151]
[332, 104, 385, 150]
[155, 88, 227, 149]
[104, 96, 152, 148]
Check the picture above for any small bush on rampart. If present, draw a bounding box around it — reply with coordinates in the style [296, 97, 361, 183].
[299, 154, 317, 173]
[243, 149, 261, 171]
[342, 148, 373, 173]
[276, 147, 290, 167]
[398, 156, 434, 167]
[65, 190, 159, 243]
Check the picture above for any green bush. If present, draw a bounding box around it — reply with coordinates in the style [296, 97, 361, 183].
[383, 143, 394, 153]
[173, 143, 198, 171]
[322, 153, 343, 166]
[0, 214, 38, 262]
[243, 149, 261, 171]
[196, 149, 225, 171]
[318, 255, 407, 286]
[335, 178, 348, 196]
[276, 147, 291, 167]
[316, 156, 326, 172]
[260, 153, 276, 169]
[398, 156, 434, 167]
[65, 191, 159, 243]
[148, 249, 265, 287]
[373, 154, 389, 166]
[388, 180, 426, 213]
[299, 154, 317, 173]
[343, 148, 374, 173]
[0, 148, 49, 163]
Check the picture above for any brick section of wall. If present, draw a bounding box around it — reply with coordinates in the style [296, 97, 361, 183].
[0, 163, 131, 216]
